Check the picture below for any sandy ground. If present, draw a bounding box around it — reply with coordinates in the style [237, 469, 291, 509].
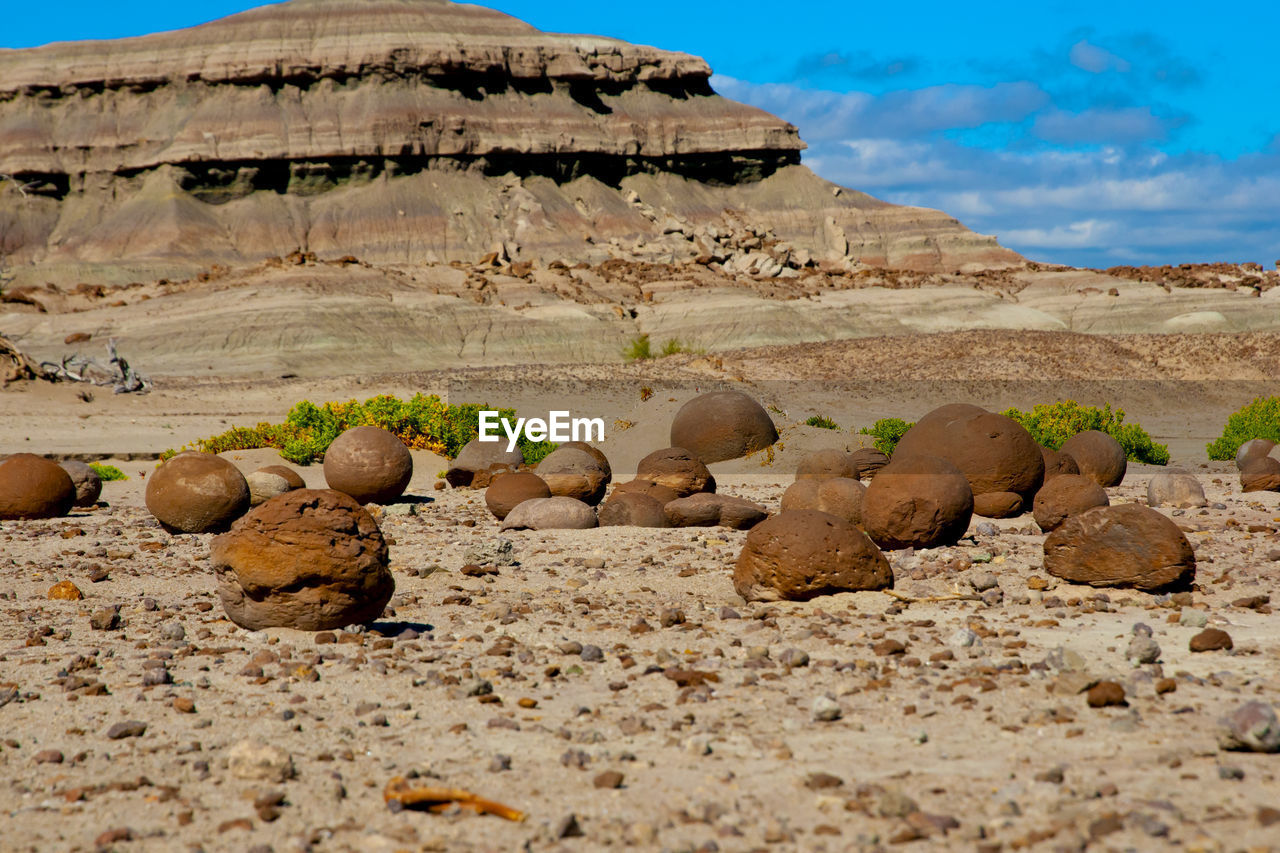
[3, 332, 1280, 852]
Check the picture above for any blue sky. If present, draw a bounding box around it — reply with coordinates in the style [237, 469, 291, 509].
[6, 1, 1279, 267]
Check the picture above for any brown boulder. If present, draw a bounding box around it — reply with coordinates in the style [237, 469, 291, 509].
[895, 406, 1043, 514]
[258, 465, 306, 490]
[211, 489, 393, 631]
[973, 491, 1023, 518]
[1147, 469, 1207, 508]
[535, 446, 610, 505]
[1189, 628, 1233, 652]
[559, 441, 612, 477]
[1236, 438, 1276, 469]
[861, 455, 973, 550]
[665, 492, 767, 530]
[598, 492, 669, 528]
[1040, 446, 1079, 480]
[780, 477, 865, 527]
[58, 460, 102, 507]
[446, 439, 524, 488]
[500, 496, 597, 531]
[146, 452, 249, 533]
[323, 426, 412, 504]
[635, 447, 715, 497]
[609, 479, 680, 506]
[0, 454, 75, 519]
[849, 448, 890, 479]
[1032, 474, 1109, 533]
[1241, 457, 1280, 492]
[1060, 431, 1126, 487]
[669, 390, 778, 463]
[795, 449, 858, 481]
[485, 472, 551, 520]
[1043, 504, 1195, 590]
[734, 510, 892, 602]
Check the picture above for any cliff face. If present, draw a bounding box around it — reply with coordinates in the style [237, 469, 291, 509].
[0, 0, 1020, 279]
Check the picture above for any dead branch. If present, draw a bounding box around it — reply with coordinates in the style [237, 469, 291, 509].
[1, 333, 53, 385]
[41, 337, 150, 393]
[883, 586, 981, 605]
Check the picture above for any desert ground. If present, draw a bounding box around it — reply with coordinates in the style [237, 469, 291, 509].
[3, 329, 1280, 853]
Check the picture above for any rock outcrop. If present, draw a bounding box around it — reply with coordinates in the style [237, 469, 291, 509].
[0, 0, 1017, 283]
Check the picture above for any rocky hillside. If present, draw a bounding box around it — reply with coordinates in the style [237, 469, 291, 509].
[0, 0, 1019, 285]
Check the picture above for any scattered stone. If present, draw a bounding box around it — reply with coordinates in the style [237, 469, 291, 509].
[1189, 628, 1233, 652]
[1241, 456, 1280, 492]
[1060, 431, 1127, 487]
[1086, 682, 1127, 708]
[1217, 702, 1280, 753]
[106, 720, 147, 739]
[1126, 634, 1161, 665]
[593, 770, 624, 789]
[58, 459, 102, 507]
[811, 695, 843, 722]
[245, 470, 292, 507]
[47, 580, 83, 600]
[598, 492, 669, 528]
[735, 510, 891, 602]
[670, 390, 778, 463]
[145, 452, 249, 533]
[258, 465, 306, 490]
[1043, 504, 1195, 590]
[323, 426, 413, 504]
[1147, 469, 1208, 508]
[1236, 438, 1277, 469]
[665, 492, 767, 530]
[0, 453, 75, 520]
[229, 739, 295, 781]
[500, 496, 597, 530]
[89, 605, 122, 630]
[463, 538, 516, 567]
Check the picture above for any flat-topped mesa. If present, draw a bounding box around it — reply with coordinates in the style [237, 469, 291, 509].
[0, 0, 1021, 277]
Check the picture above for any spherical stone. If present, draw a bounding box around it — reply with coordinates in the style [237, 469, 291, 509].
[1236, 438, 1277, 470]
[0, 453, 76, 520]
[58, 460, 102, 507]
[1043, 504, 1195, 590]
[1241, 457, 1280, 492]
[210, 489, 393, 631]
[500, 496, 598, 531]
[895, 407, 1044, 511]
[795, 449, 858, 481]
[973, 491, 1023, 518]
[780, 477, 865, 527]
[1033, 474, 1109, 532]
[1086, 682, 1127, 708]
[323, 426, 412, 505]
[669, 390, 778, 464]
[246, 471, 292, 507]
[485, 472, 551, 520]
[559, 441, 612, 479]
[446, 438, 524, 488]
[608, 479, 680, 506]
[1060, 430, 1127, 487]
[861, 454, 973, 550]
[734, 510, 892, 602]
[535, 446, 609, 505]
[849, 448, 890, 479]
[258, 465, 305, 490]
[665, 492, 767, 530]
[635, 447, 715, 497]
[916, 402, 989, 425]
[598, 492, 669, 528]
[1147, 469, 1208, 508]
[145, 452, 249, 533]
[1040, 446, 1080, 480]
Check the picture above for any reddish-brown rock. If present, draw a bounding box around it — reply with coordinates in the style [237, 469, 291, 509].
[670, 391, 778, 464]
[58, 460, 102, 507]
[1189, 628, 1233, 652]
[1040, 446, 1079, 480]
[894, 406, 1043, 515]
[446, 439, 524, 488]
[211, 489, 393, 631]
[1241, 457, 1280, 492]
[665, 492, 767, 530]
[734, 510, 892, 602]
[1060, 431, 1127, 487]
[609, 479, 680, 506]
[862, 455, 973, 550]
[598, 492, 669, 528]
[1043, 504, 1195, 590]
[323, 426, 412, 504]
[972, 491, 1024, 518]
[485, 472, 551, 520]
[849, 448, 890, 479]
[795, 449, 859, 481]
[535, 446, 610, 505]
[146, 452, 249, 533]
[1033, 474, 1109, 533]
[635, 448, 715, 497]
[1236, 438, 1277, 469]
[0, 453, 75, 520]
[1086, 682, 1127, 708]
[780, 477, 865, 527]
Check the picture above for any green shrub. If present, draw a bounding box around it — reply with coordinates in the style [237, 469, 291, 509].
[165, 394, 556, 465]
[1206, 396, 1280, 460]
[89, 463, 127, 481]
[623, 334, 652, 361]
[805, 415, 839, 430]
[1002, 401, 1169, 465]
[858, 418, 914, 456]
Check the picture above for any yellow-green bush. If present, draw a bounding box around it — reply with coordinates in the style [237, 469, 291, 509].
[1002, 401, 1169, 465]
[1206, 396, 1280, 460]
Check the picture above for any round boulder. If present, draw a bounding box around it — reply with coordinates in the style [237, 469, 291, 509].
[246, 471, 292, 507]
[780, 477, 865, 527]
[1033, 474, 1109, 533]
[795, 449, 858, 482]
[894, 406, 1043, 515]
[669, 390, 778, 464]
[973, 491, 1024, 518]
[500, 496, 598, 531]
[258, 465, 306, 490]
[635, 448, 715, 497]
[59, 460, 102, 507]
[485, 472, 551, 520]
[1236, 438, 1277, 470]
[862, 455, 973, 550]
[535, 446, 610, 505]
[849, 448, 890, 479]
[598, 492, 669, 528]
[1040, 446, 1079, 480]
[734, 510, 892, 602]
[1043, 504, 1195, 590]
[0, 454, 75, 520]
[559, 441, 612, 478]
[446, 438, 524, 488]
[211, 489, 393, 631]
[1060, 431, 1126, 487]
[1241, 456, 1280, 493]
[1147, 469, 1207, 508]
[323, 426, 412, 504]
[609, 479, 680, 506]
[665, 492, 768, 530]
[146, 452, 249, 533]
